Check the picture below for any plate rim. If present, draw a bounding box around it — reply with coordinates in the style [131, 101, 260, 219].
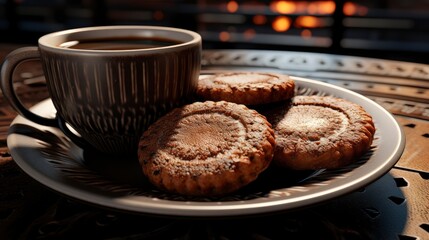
[7, 76, 406, 217]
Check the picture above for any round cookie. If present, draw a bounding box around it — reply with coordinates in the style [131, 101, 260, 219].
[197, 72, 295, 105]
[138, 101, 275, 197]
[265, 95, 376, 170]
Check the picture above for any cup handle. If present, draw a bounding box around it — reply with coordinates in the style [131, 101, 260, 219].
[1, 47, 92, 150]
[1, 47, 57, 127]
[55, 114, 92, 149]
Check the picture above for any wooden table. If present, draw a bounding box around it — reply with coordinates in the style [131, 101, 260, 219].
[1, 46, 428, 239]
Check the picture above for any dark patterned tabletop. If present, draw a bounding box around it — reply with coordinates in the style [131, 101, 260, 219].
[0, 46, 428, 239]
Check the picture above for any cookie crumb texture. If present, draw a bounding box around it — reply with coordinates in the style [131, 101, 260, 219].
[138, 101, 275, 197]
[197, 72, 295, 105]
[266, 96, 376, 170]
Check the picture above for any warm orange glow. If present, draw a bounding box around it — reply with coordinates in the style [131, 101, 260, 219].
[357, 5, 369, 16]
[306, 1, 336, 15]
[307, 2, 318, 14]
[269, 1, 336, 15]
[244, 28, 256, 40]
[343, 2, 357, 16]
[153, 11, 164, 21]
[270, 1, 296, 14]
[219, 31, 231, 42]
[343, 2, 368, 16]
[296, 16, 321, 28]
[295, 2, 308, 14]
[301, 29, 312, 38]
[318, 1, 335, 15]
[253, 15, 267, 25]
[272, 16, 291, 32]
[227, 1, 239, 13]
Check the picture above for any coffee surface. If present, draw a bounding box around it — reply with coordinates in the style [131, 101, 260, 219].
[59, 37, 182, 50]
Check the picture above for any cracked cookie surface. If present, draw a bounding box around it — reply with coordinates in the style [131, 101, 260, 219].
[138, 101, 275, 196]
[264, 95, 376, 170]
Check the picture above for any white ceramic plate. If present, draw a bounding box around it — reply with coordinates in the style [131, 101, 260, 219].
[7, 77, 405, 217]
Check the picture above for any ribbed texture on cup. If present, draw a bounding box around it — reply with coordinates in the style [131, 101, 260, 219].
[40, 47, 200, 154]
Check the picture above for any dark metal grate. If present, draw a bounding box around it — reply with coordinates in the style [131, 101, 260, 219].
[1, 0, 429, 63]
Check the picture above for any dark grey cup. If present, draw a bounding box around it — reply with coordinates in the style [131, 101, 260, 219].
[1, 26, 202, 155]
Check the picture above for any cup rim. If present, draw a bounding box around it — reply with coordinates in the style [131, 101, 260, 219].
[38, 25, 201, 55]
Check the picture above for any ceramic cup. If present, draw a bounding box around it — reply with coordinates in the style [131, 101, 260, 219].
[1, 25, 201, 155]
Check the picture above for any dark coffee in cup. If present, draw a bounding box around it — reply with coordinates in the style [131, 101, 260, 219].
[1, 26, 202, 155]
[59, 37, 184, 50]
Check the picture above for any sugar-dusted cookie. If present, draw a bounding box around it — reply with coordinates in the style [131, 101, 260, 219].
[197, 72, 295, 105]
[138, 101, 275, 197]
[265, 95, 376, 170]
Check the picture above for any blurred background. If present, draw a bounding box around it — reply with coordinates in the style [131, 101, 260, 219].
[1, 0, 428, 64]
